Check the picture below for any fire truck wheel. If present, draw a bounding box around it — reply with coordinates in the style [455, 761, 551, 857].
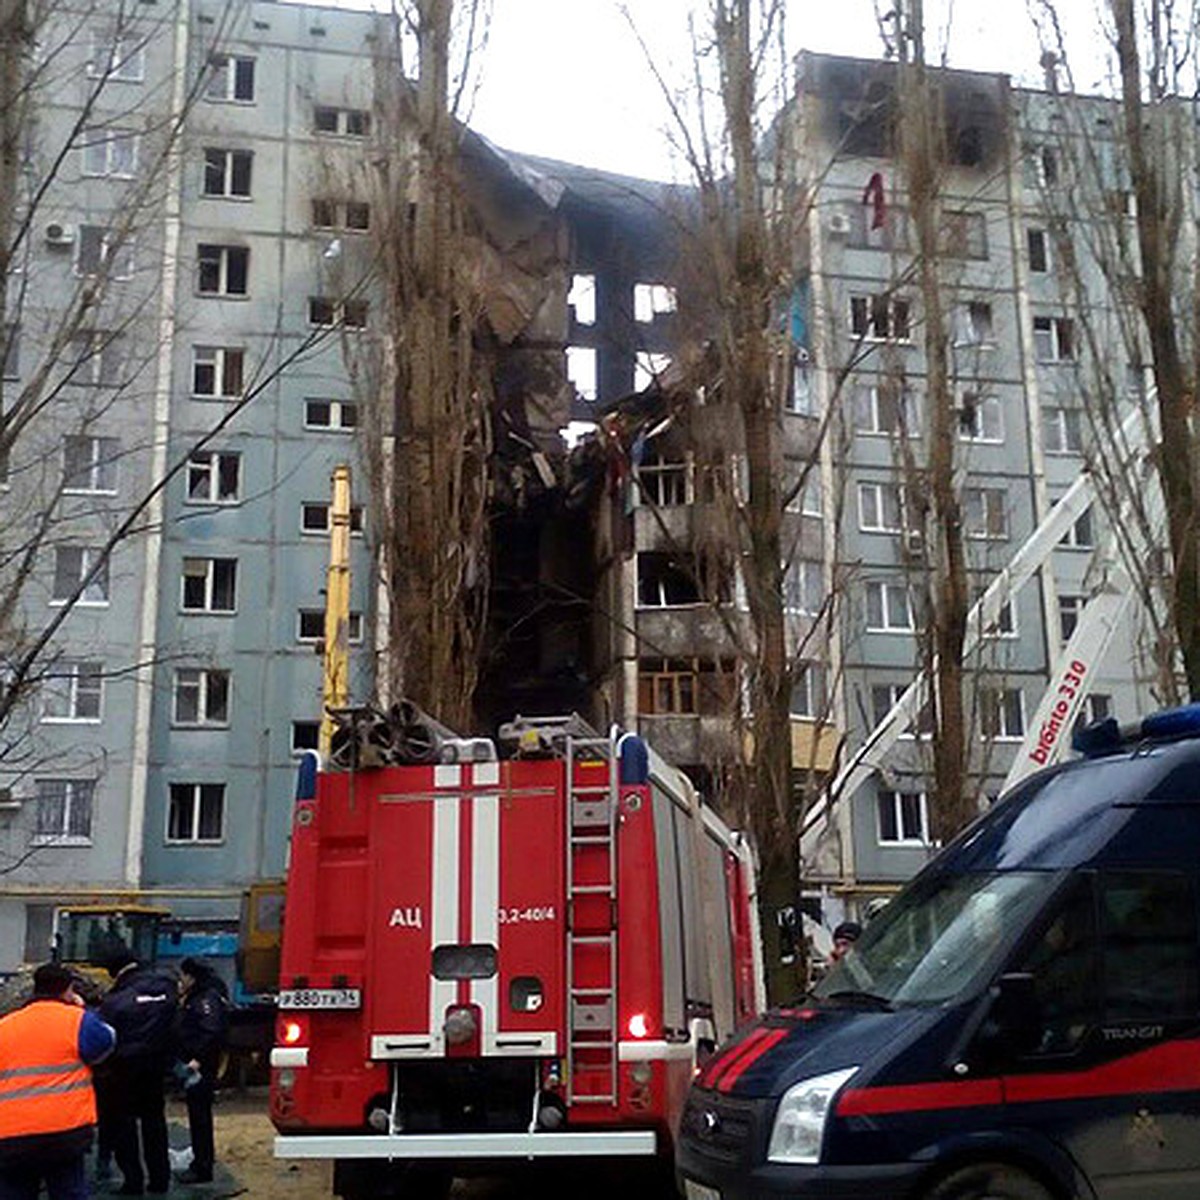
[923, 1162, 1056, 1200]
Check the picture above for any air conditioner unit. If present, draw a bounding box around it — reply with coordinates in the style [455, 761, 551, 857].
[45, 222, 76, 246]
[827, 211, 852, 236]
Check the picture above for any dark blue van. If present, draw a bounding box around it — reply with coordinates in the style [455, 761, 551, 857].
[677, 707, 1200, 1200]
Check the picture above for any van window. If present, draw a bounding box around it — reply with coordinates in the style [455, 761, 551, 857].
[1101, 872, 1198, 1022]
[814, 871, 1054, 1006]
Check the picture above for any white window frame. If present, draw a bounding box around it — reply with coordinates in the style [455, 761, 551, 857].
[191, 345, 244, 398]
[172, 667, 230, 727]
[784, 560, 824, 616]
[308, 296, 368, 328]
[63, 435, 119, 494]
[955, 300, 995, 348]
[786, 474, 823, 517]
[877, 789, 930, 846]
[76, 226, 134, 280]
[166, 782, 225, 845]
[871, 684, 934, 740]
[790, 661, 827, 719]
[32, 779, 95, 846]
[88, 29, 145, 82]
[965, 487, 1009, 540]
[1033, 315, 1075, 362]
[1043, 407, 1083, 455]
[180, 557, 237, 613]
[853, 384, 920, 437]
[206, 54, 256, 102]
[197, 244, 249, 297]
[866, 580, 914, 632]
[82, 128, 138, 179]
[304, 398, 359, 432]
[52, 546, 109, 606]
[1060, 508, 1095, 550]
[41, 660, 103, 724]
[68, 330, 124, 387]
[850, 294, 912, 343]
[971, 588, 1017, 639]
[296, 609, 363, 645]
[1059, 593, 1085, 640]
[858, 481, 906, 534]
[202, 147, 253, 198]
[313, 106, 371, 137]
[185, 450, 241, 505]
[980, 687, 1026, 741]
[300, 503, 364, 536]
[959, 393, 1004, 443]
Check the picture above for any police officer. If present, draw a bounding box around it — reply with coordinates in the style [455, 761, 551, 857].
[174, 958, 229, 1185]
[99, 951, 176, 1196]
[0, 962, 115, 1200]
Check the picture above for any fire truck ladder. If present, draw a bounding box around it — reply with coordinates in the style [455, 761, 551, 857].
[499, 715, 619, 1106]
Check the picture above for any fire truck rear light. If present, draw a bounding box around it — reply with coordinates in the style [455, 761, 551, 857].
[282, 1020, 304, 1045]
[627, 1013, 650, 1039]
[277, 1068, 295, 1090]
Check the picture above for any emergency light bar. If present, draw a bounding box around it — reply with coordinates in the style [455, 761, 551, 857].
[1074, 702, 1200, 758]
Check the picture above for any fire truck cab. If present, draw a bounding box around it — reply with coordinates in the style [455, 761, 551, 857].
[271, 712, 763, 1197]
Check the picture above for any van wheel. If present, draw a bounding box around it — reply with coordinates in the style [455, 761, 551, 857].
[924, 1163, 1055, 1200]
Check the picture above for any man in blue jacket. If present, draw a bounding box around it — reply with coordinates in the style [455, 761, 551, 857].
[99, 952, 176, 1196]
[0, 962, 115, 1200]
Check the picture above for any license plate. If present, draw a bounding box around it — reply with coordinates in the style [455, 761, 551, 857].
[277, 987, 361, 1010]
[684, 1181, 721, 1200]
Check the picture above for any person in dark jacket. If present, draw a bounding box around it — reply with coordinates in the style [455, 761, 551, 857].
[173, 959, 229, 1185]
[98, 952, 176, 1195]
[0, 963, 115, 1200]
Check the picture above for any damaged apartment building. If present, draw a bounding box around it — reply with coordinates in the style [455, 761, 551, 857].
[0, 0, 1163, 972]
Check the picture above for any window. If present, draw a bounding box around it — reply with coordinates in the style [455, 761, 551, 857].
[304, 399, 358, 431]
[633, 282, 677, 323]
[206, 54, 255, 102]
[82, 129, 138, 178]
[877, 789, 928, 845]
[941, 211, 988, 260]
[77, 226, 134, 279]
[173, 667, 230, 726]
[2, 325, 18, 379]
[198, 244, 248, 296]
[1043, 407, 1082, 454]
[568, 273, 595, 326]
[313, 106, 371, 137]
[955, 301, 994, 347]
[788, 355, 815, 415]
[311, 199, 370, 231]
[787, 473, 823, 517]
[634, 351, 672, 391]
[308, 296, 367, 327]
[1026, 143, 1059, 187]
[300, 503, 364, 535]
[637, 552, 701, 607]
[203, 148, 252, 197]
[1074, 693, 1112, 736]
[34, 779, 94, 844]
[1059, 593, 1085, 640]
[784, 560, 824, 615]
[971, 587, 1017, 638]
[980, 687, 1025, 740]
[186, 451, 240, 504]
[858, 482, 905, 533]
[1033, 316, 1075, 362]
[958, 393, 1003, 443]
[292, 721, 320, 753]
[88, 29, 144, 81]
[63, 435, 119, 493]
[566, 346, 597, 402]
[1060, 508, 1095, 550]
[965, 487, 1008, 540]
[52, 547, 108, 605]
[1126, 363, 1147, 402]
[871, 684, 935, 739]
[853, 383, 919, 436]
[167, 782, 225, 843]
[847, 203, 908, 251]
[192, 346, 244, 398]
[850, 294, 911, 342]
[637, 452, 687, 506]
[181, 557, 237, 612]
[42, 660, 103, 722]
[1027, 228, 1049, 273]
[866, 581, 913, 631]
[67, 331, 124, 386]
[296, 609, 363, 644]
[636, 657, 737, 716]
[790, 661, 827, 719]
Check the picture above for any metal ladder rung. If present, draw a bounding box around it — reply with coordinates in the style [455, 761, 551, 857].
[570, 884, 612, 895]
[570, 934, 614, 945]
[572, 987, 614, 996]
[571, 835, 613, 846]
[571, 1094, 617, 1104]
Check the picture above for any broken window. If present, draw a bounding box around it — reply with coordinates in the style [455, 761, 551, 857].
[1027, 228, 1049, 273]
[1032, 316, 1075, 362]
[955, 301, 994, 347]
[637, 552, 701, 607]
[186, 450, 241, 504]
[634, 351, 671, 391]
[636, 656, 738, 716]
[77, 226, 134, 279]
[568, 273, 595, 326]
[297, 609, 363, 644]
[637, 451, 687, 507]
[311, 199, 369, 231]
[850, 294, 911, 342]
[959, 393, 1003, 442]
[308, 297, 368, 328]
[566, 346, 597, 402]
[633, 282, 677, 324]
[192, 345, 244, 398]
[1025, 143, 1060, 188]
[181, 557, 237, 612]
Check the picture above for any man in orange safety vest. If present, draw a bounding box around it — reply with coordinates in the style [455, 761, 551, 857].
[0, 962, 116, 1200]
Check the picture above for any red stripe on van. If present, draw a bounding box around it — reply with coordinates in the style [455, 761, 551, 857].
[837, 1039, 1200, 1118]
[837, 1078, 1003, 1116]
[702, 1028, 772, 1090]
[716, 1028, 790, 1093]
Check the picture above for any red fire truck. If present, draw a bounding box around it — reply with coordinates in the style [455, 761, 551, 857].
[270, 710, 764, 1198]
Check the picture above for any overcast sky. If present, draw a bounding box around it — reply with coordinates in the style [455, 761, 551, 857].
[458, 0, 1109, 180]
